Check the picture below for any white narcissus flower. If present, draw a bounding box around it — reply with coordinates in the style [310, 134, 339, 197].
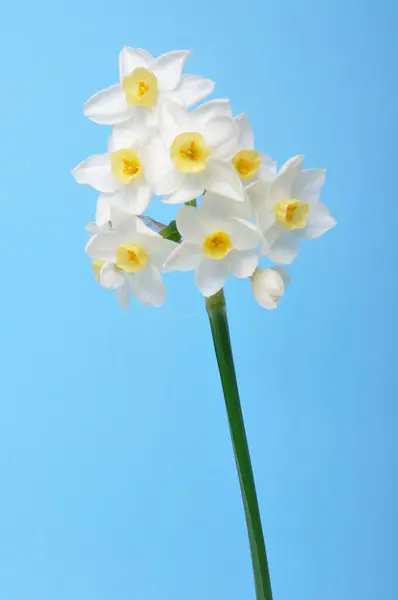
[251, 266, 289, 309]
[72, 125, 154, 221]
[84, 47, 215, 129]
[86, 209, 177, 307]
[164, 199, 259, 297]
[145, 99, 244, 204]
[247, 155, 336, 264]
[91, 259, 131, 309]
[232, 113, 276, 185]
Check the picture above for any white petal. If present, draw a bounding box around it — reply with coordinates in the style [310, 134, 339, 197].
[204, 116, 238, 159]
[266, 232, 301, 264]
[96, 188, 148, 227]
[119, 46, 150, 80]
[108, 119, 151, 152]
[228, 218, 259, 250]
[96, 193, 114, 226]
[271, 155, 304, 200]
[301, 201, 336, 239]
[195, 258, 229, 297]
[229, 250, 258, 278]
[163, 242, 202, 271]
[256, 205, 276, 235]
[127, 263, 166, 307]
[123, 182, 153, 215]
[72, 155, 120, 193]
[144, 135, 184, 194]
[292, 168, 326, 203]
[203, 192, 253, 221]
[151, 50, 191, 91]
[260, 222, 283, 253]
[84, 84, 133, 125]
[235, 113, 254, 149]
[259, 154, 277, 179]
[116, 283, 130, 309]
[204, 160, 244, 202]
[193, 99, 232, 125]
[145, 236, 178, 270]
[174, 74, 215, 107]
[85, 231, 124, 261]
[162, 177, 204, 204]
[176, 205, 206, 243]
[201, 192, 253, 220]
[247, 180, 276, 232]
[158, 99, 193, 146]
[100, 263, 125, 289]
[109, 207, 139, 232]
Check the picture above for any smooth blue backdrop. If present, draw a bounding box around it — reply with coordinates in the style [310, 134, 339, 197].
[0, 1, 397, 599]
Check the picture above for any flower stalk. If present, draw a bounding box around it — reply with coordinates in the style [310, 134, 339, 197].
[205, 289, 273, 600]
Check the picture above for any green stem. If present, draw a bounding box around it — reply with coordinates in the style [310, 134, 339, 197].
[206, 289, 273, 600]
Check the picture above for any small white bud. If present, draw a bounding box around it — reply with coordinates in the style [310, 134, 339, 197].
[251, 267, 289, 309]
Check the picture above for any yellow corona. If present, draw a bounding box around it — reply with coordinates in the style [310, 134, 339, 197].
[274, 199, 310, 230]
[115, 244, 148, 273]
[202, 231, 232, 260]
[122, 67, 158, 107]
[92, 259, 104, 282]
[233, 150, 261, 180]
[111, 149, 143, 184]
[171, 132, 211, 173]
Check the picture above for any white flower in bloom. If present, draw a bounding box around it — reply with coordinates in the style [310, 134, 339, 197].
[84, 47, 215, 128]
[251, 267, 289, 309]
[164, 200, 259, 296]
[86, 209, 177, 307]
[232, 113, 276, 185]
[247, 155, 336, 264]
[91, 259, 131, 309]
[72, 125, 154, 220]
[145, 99, 244, 204]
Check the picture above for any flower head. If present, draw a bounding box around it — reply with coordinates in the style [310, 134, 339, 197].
[247, 156, 336, 264]
[73, 125, 155, 222]
[164, 195, 259, 296]
[144, 99, 245, 204]
[84, 47, 215, 129]
[86, 208, 177, 307]
[232, 113, 276, 184]
[251, 267, 289, 309]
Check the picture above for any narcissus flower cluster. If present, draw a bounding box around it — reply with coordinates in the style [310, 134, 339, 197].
[73, 46, 336, 309]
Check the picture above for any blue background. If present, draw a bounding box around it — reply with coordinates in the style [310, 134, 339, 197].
[0, 1, 397, 598]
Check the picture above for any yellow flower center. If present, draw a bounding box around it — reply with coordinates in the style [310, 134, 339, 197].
[111, 149, 143, 184]
[92, 259, 104, 282]
[202, 231, 232, 260]
[233, 150, 261, 180]
[171, 132, 211, 173]
[274, 199, 310, 230]
[116, 244, 148, 273]
[122, 67, 158, 107]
